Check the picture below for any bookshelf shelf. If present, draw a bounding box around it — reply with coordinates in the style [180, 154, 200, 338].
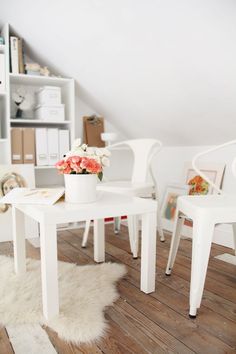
[10, 73, 72, 86]
[0, 138, 8, 143]
[0, 92, 6, 96]
[34, 166, 56, 170]
[10, 119, 71, 125]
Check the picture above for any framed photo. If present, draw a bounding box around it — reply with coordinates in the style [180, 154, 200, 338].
[0, 164, 38, 242]
[161, 184, 189, 232]
[183, 162, 225, 195]
[181, 162, 226, 236]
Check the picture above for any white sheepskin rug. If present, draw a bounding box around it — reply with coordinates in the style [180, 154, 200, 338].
[0, 255, 126, 344]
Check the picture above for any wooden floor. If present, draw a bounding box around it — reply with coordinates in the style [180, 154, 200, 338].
[0, 224, 236, 354]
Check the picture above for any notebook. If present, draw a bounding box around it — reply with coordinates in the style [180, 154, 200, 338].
[0, 187, 65, 205]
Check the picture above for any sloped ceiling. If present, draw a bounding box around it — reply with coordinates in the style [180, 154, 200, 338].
[1, 0, 236, 145]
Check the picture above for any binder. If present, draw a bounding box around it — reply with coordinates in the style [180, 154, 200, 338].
[11, 128, 23, 164]
[22, 128, 36, 164]
[10, 36, 19, 74]
[47, 128, 59, 166]
[0, 53, 6, 93]
[59, 130, 70, 159]
[35, 128, 48, 166]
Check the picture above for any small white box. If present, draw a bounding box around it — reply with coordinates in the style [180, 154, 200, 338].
[36, 86, 61, 105]
[35, 104, 65, 122]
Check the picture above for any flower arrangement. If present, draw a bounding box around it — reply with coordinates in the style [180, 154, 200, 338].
[188, 175, 209, 195]
[55, 139, 110, 180]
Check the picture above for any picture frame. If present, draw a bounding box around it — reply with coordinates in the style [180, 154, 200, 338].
[183, 162, 225, 195]
[181, 162, 226, 236]
[161, 184, 190, 232]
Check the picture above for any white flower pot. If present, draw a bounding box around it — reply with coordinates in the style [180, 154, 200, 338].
[64, 174, 97, 203]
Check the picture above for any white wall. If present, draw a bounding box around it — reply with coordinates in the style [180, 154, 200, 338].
[1, 0, 236, 145]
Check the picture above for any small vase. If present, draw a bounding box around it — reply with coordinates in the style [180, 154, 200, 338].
[64, 174, 97, 203]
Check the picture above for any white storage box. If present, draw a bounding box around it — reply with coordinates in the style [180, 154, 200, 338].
[36, 86, 61, 105]
[35, 104, 65, 122]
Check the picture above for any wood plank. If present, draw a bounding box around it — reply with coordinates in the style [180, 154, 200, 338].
[0, 327, 14, 354]
[64, 229, 236, 350]
[6, 324, 57, 354]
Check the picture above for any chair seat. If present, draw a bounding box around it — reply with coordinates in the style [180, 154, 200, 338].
[178, 195, 236, 223]
[97, 180, 154, 197]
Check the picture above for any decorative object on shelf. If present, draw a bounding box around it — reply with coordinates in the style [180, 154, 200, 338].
[12, 87, 34, 118]
[55, 139, 110, 203]
[161, 184, 189, 232]
[25, 62, 50, 77]
[101, 132, 117, 146]
[0, 37, 4, 45]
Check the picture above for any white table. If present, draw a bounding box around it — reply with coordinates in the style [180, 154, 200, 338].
[12, 191, 157, 320]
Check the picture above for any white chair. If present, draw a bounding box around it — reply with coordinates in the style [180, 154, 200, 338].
[82, 138, 165, 257]
[165, 140, 236, 318]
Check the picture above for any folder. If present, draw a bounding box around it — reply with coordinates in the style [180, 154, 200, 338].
[23, 128, 36, 164]
[47, 128, 59, 166]
[59, 130, 70, 159]
[35, 128, 48, 166]
[0, 53, 6, 93]
[11, 128, 23, 164]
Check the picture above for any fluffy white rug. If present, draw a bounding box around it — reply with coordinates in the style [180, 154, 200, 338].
[0, 255, 126, 344]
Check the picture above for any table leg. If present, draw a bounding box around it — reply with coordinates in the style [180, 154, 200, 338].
[40, 222, 59, 320]
[141, 212, 157, 293]
[12, 206, 26, 274]
[94, 219, 105, 263]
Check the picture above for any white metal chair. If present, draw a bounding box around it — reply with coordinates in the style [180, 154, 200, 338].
[165, 140, 236, 318]
[82, 138, 165, 257]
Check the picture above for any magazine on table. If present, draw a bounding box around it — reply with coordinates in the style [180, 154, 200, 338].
[0, 187, 65, 205]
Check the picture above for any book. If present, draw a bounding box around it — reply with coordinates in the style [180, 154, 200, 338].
[18, 38, 25, 74]
[11, 128, 23, 164]
[10, 36, 19, 73]
[0, 187, 65, 205]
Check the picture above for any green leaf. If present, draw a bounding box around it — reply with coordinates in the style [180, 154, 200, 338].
[98, 172, 103, 181]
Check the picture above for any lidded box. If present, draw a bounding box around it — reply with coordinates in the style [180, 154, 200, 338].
[35, 104, 65, 121]
[36, 86, 61, 105]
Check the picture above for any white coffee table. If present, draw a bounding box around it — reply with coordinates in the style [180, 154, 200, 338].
[12, 191, 157, 320]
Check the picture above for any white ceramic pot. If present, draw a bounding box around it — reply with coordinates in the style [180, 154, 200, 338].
[64, 174, 97, 203]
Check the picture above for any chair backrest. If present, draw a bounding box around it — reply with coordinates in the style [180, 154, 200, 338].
[109, 139, 162, 183]
[192, 139, 236, 195]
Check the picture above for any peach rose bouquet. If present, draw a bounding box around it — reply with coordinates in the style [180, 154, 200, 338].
[55, 139, 110, 180]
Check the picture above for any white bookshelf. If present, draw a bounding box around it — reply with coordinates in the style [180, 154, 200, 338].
[10, 119, 72, 125]
[0, 23, 75, 186]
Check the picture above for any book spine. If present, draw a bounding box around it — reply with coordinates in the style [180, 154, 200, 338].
[18, 38, 25, 74]
[10, 36, 19, 74]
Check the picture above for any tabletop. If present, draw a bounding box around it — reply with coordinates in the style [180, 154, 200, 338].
[14, 191, 157, 224]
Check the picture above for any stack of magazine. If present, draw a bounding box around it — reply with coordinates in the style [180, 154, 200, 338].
[0, 188, 65, 206]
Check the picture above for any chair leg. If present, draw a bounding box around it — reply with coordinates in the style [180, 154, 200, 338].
[189, 218, 214, 318]
[232, 223, 236, 256]
[157, 207, 165, 242]
[82, 220, 91, 248]
[114, 217, 121, 234]
[127, 215, 139, 258]
[165, 209, 184, 275]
